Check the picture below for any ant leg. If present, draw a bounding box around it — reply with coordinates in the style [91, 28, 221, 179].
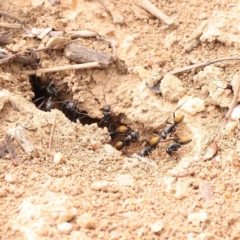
[124, 147, 131, 158]
[172, 133, 180, 140]
[99, 115, 111, 126]
[33, 96, 45, 103]
[37, 98, 48, 109]
[108, 121, 113, 130]
[165, 118, 172, 125]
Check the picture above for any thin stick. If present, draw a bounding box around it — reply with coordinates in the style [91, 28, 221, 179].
[0, 22, 21, 29]
[22, 62, 101, 76]
[135, 0, 176, 25]
[167, 56, 240, 75]
[49, 111, 57, 152]
[214, 74, 240, 143]
[0, 10, 29, 29]
[97, 0, 125, 24]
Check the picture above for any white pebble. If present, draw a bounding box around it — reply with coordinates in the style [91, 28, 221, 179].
[5, 173, 17, 183]
[133, 66, 148, 80]
[115, 174, 135, 186]
[199, 12, 208, 20]
[0, 89, 10, 111]
[58, 208, 77, 224]
[231, 105, 240, 120]
[179, 96, 205, 115]
[57, 222, 73, 234]
[53, 152, 63, 164]
[103, 144, 121, 157]
[188, 211, 208, 226]
[160, 74, 186, 101]
[76, 213, 96, 229]
[150, 220, 165, 233]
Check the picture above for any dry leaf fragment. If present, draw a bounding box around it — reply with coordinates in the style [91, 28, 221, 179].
[4, 129, 18, 165]
[14, 126, 34, 154]
[0, 142, 7, 158]
[199, 181, 214, 201]
[212, 157, 221, 169]
[9, 98, 20, 112]
[203, 142, 218, 161]
[25, 27, 52, 39]
[0, 31, 13, 45]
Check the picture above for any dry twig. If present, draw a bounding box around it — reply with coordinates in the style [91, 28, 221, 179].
[22, 62, 101, 76]
[135, 0, 176, 25]
[203, 74, 240, 160]
[167, 56, 240, 75]
[0, 10, 30, 30]
[49, 111, 57, 152]
[0, 22, 21, 29]
[214, 74, 240, 143]
[170, 171, 195, 178]
[97, 0, 125, 24]
[0, 51, 39, 68]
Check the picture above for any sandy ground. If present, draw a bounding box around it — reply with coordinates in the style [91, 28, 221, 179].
[1, 0, 240, 239]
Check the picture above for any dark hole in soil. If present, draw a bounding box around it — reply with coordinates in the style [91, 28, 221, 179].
[30, 75, 100, 125]
[29, 75, 169, 158]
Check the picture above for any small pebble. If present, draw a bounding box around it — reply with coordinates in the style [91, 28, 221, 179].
[231, 105, 240, 120]
[58, 208, 77, 224]
[57, 222, 73, 234]
[77, 213, 96, 229]
[199, 12, 208, 20]
[5, 173, 17, 184]
[160, 74, 186, 101]
[0, 89, 10, 111]
[53, 152, 63, 164]
[115, 174, 135, 186]
[188, 211, 208, 226]
[150, 220, 165, 233]
[133, 66, 148, 80]
[179, 96, 205, 115]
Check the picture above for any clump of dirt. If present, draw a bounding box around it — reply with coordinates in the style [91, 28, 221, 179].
[1, 0, 240, 239]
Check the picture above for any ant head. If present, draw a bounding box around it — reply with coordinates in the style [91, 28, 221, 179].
[46, 83, 57, 97]
[130, 131, 139, 139]
[66, 101, 77, 110]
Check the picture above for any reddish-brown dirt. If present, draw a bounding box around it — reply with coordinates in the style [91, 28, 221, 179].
[1, 0, 240, 239]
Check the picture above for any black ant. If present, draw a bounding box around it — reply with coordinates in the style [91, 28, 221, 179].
[161, 101, 187, 139]
[33, 96, 57, 111]
[45, 82, 58, 97]
[138, 146, 154, 157]
[115, 140, 131, 156]
[138, 134, 161, 157]
[114, 129, 140, 156]
[98, 103, 116, 126]
[166, 136, 192, 156]
[52, 100, 89, 121]
[98, 87, 116, 128]
[110, 125, 139, 142]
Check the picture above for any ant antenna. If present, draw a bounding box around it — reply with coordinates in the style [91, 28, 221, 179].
[175, 100, 188, 112]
